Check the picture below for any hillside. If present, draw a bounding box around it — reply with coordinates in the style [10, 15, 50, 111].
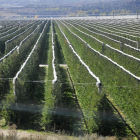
[0, 0, 139, 18]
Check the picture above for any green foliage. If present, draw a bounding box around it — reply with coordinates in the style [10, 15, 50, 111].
[0, 19, 139, 137]
[54, 21, 102, 133]
[1, 21, 47, 125]
[41, 81, 54, 129]
[0, 27, 19, 38]
[5, 24, 37, 54]
[0, 21, 45, 95]
[2, 81, 16, 123]
[41, 21, 55, 129]
[63, 21, 140, 77]
[57, 20, 140, 134]
[66, 22, 120, 50]
[0, 41, 5, 54]
[95, 95, 132, 137]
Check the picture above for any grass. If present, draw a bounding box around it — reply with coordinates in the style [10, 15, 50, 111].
[0, 128, 137, 140]
[0, 119, 137, 139]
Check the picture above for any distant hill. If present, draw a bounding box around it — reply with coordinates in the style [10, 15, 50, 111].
[0, 0, 109, 7]
[1, 0, 140, 18]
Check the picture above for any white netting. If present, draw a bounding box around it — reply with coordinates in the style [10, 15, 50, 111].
[51, 20, 57, 85]
[0, 22, 43, 62]
[106, 44, 140, 62]
[59, 20, 140, 81]
[0, 21, 36, 40]
[86, 19, 140, 35]
[13, 21, 48, 97]
[0, 26, 18, 36]
[124, 44, 140, 51]
[69, 20, 138, 45]
[62, 20, 140, 67]
[56, 20, 102, 93]
[70, 19, 139, 45]
[68, 20, 122, 44]
[5, 21, 38, 46]
[0, 26, 12, 32]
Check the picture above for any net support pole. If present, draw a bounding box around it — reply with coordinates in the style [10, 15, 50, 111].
[137, 41, 139, 49]
[96, 81, 102, 94]
[102, 43, 105, 53]
[120, 42, 123, 51]
[13, 77, 17, 100]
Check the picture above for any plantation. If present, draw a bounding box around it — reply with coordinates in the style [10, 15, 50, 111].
[0, 18, 140, 139]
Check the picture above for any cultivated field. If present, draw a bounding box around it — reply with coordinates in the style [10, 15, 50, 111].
[0, 17, 140, 139]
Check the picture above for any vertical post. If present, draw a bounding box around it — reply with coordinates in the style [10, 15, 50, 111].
[102, 43, 105, 53]
[5, 42, 7, 50]
[53, 82, 55, 96]
[17, 46, 19, 54]
[137, 11, 138, 19]
[120, 42, 123, 51]
[96, 82, 102, 94]
[54, 122, 56, 133]
[137, 41, 139, 49]
[138, 80, 140, 86]
[13, 78, 17, 101]
[18, 112, 21, 125]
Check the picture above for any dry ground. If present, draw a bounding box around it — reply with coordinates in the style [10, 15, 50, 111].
[0, 128, 128, 140]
